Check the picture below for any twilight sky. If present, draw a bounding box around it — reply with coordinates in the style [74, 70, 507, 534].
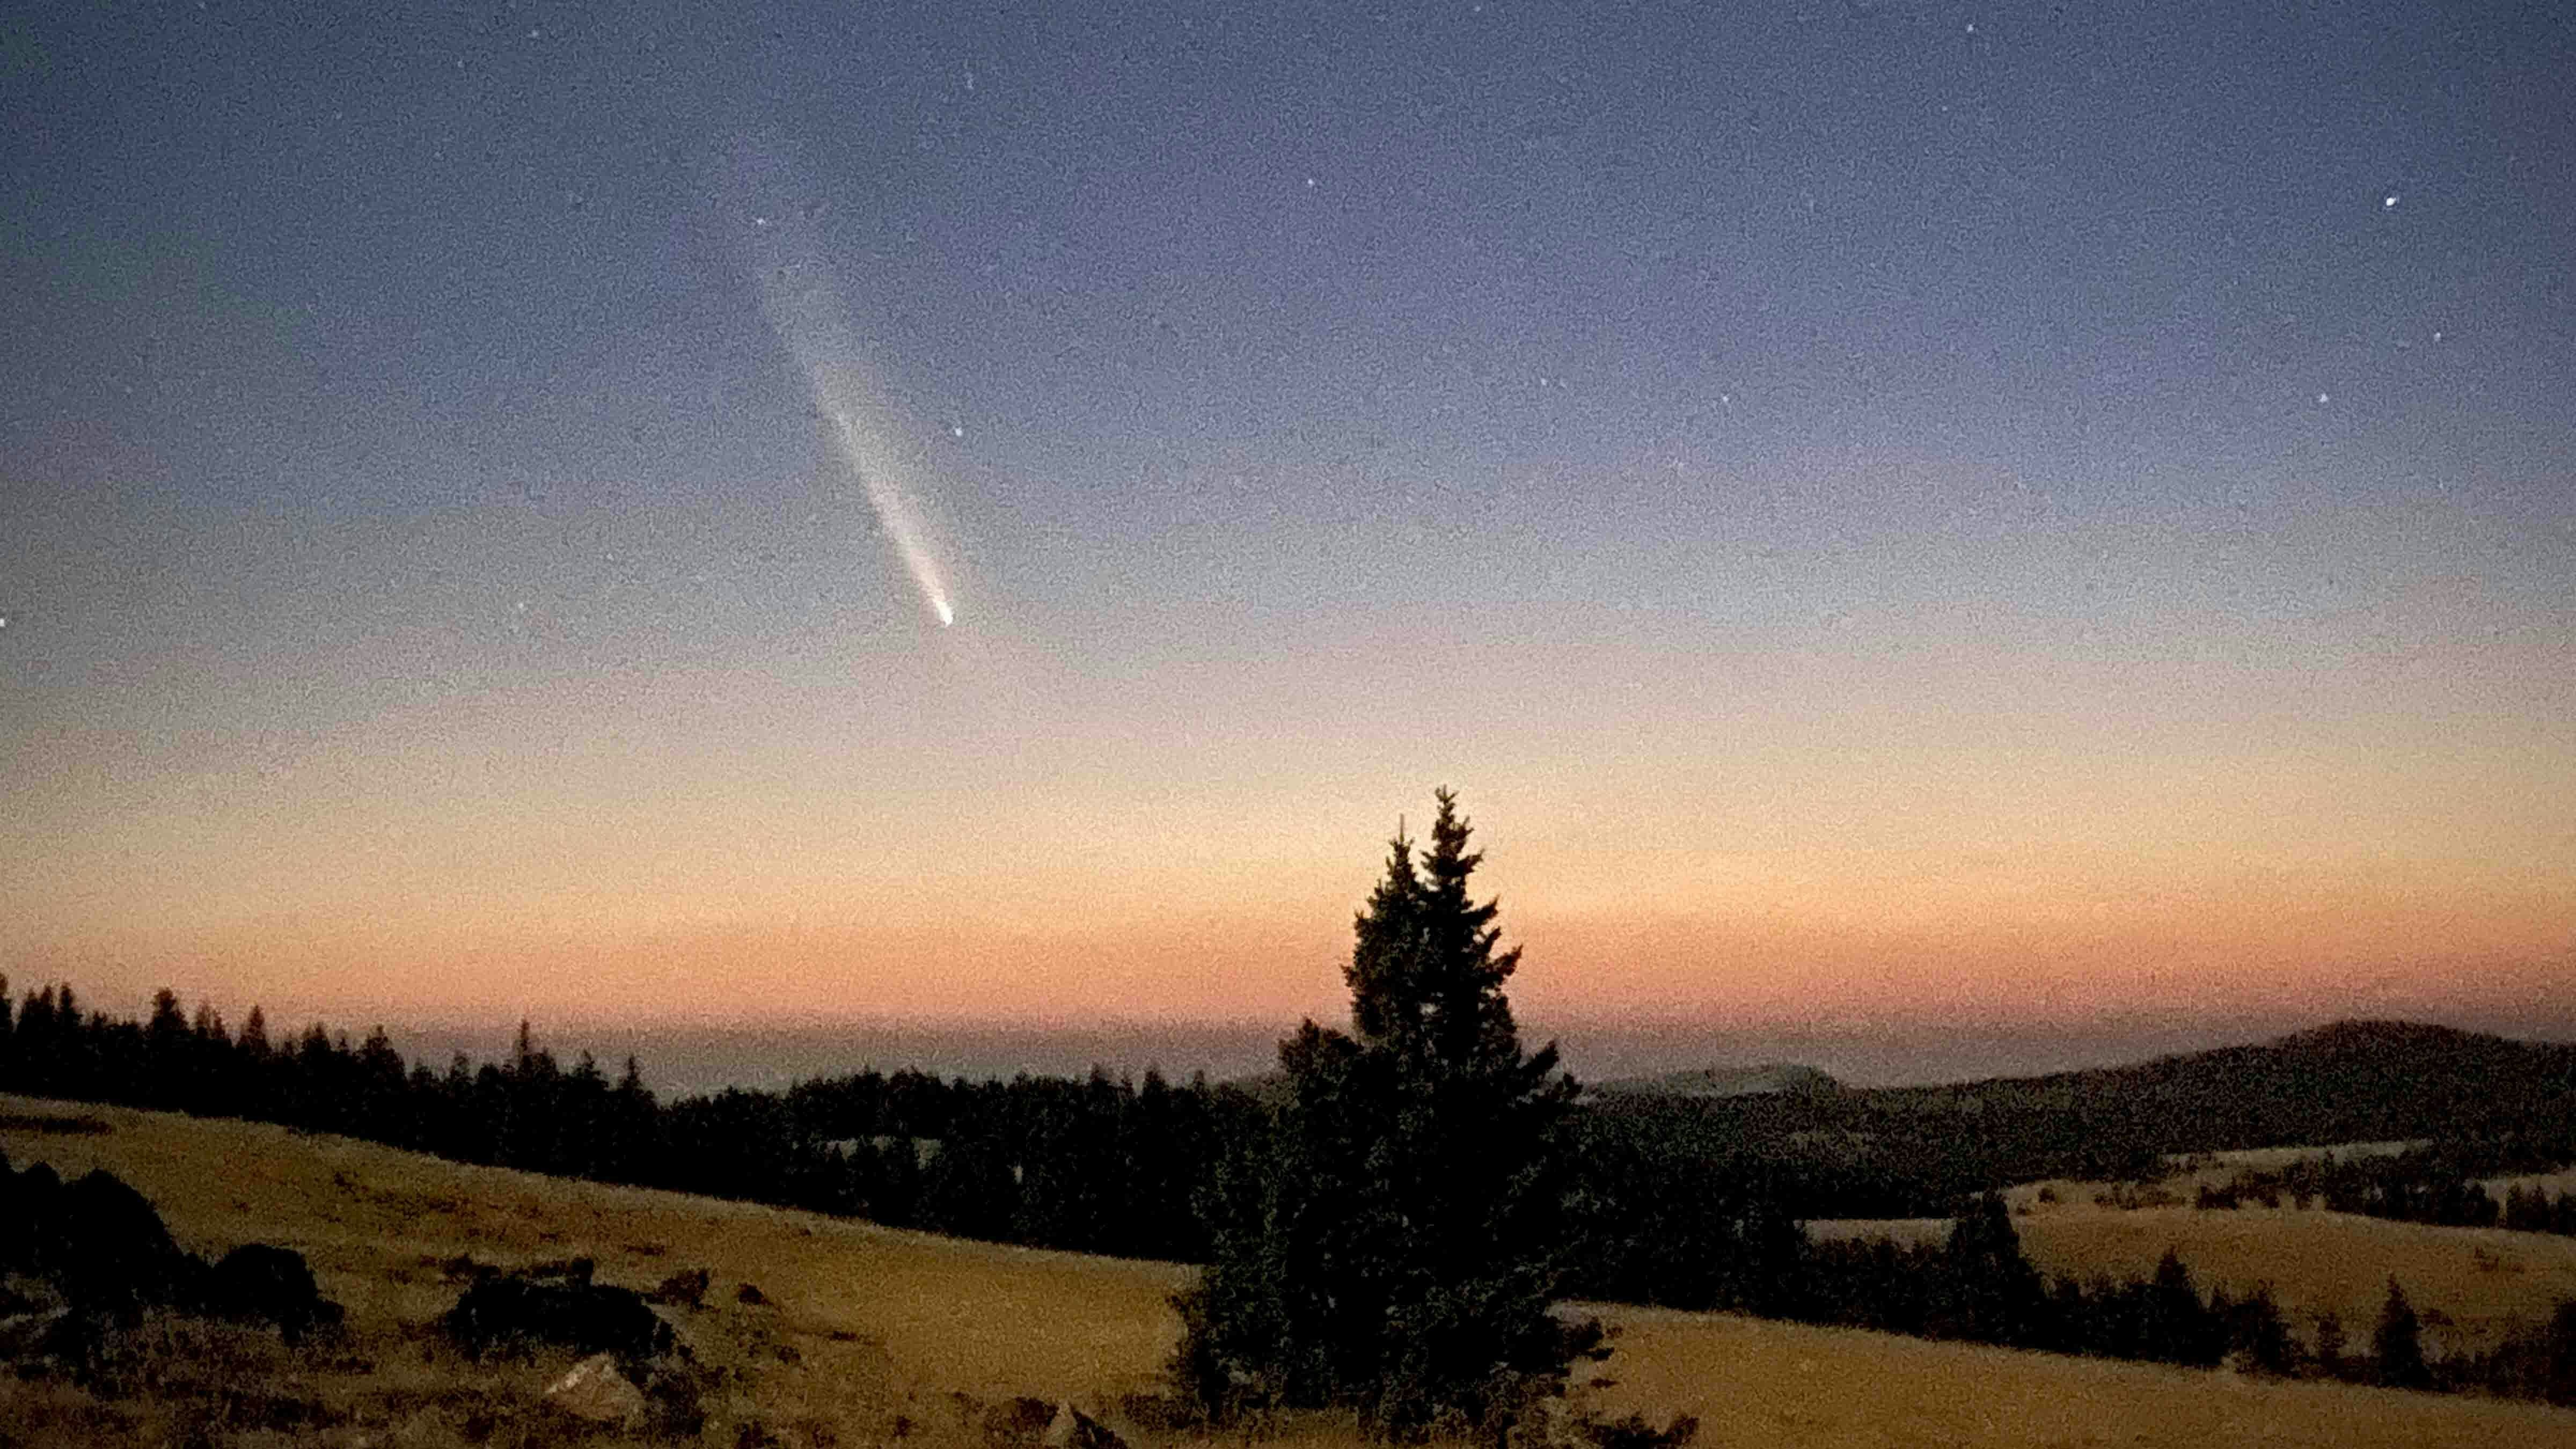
[4, 1, 2571, 1061]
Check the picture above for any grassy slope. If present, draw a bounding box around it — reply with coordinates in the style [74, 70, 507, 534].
[2017, 1205, 2576, 1350]
[1808, 1204, 2576, 1351]
[1816, 1140, 2576, 1350]
[0, 1095, 1188, 1393]
[5, 1098, 2575, 1448]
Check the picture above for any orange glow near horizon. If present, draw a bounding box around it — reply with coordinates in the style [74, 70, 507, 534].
[5, 466, 2569, 1052]
[18, 833, 2567, 1043]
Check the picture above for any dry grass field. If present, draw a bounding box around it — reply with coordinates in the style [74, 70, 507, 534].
[1577, 1306, 2574, 1449]
[5, 1097, 2574, 1448]
[2014, 1207, 2576, 1352]
[1812, 1140, 2576, 1355]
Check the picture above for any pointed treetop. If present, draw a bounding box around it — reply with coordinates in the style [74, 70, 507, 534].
[1345, 787, 1540, 1079]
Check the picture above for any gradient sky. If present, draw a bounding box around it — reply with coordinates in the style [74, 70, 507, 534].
[4, 2, 2571, 1063]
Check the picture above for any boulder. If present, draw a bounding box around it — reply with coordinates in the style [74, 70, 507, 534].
[0, 1166, 346, 1347]
[46, 1170, 200, 1314]
[0, 1164, 63, 1277]
[442, 1268, 677, 1364]
[545, 1352, 648, 1428]
[208, 1243, 345, 1341]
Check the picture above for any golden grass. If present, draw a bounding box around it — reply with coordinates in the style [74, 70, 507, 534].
[1796, 1138, 2576, 1356]
[6, 1097, 2576, 1447]
[2015, 1208, 2576, 1351]
[0, 1096, 1188, 1403]
[1578, 1306, 2576, 1449]
[0, 1094, 1185, 1447]
[1974, 1143, 2576, 1351]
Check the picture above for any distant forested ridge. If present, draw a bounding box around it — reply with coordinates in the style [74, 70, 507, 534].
[9, 977, 2576, 1405]
[0, 979, 1256, 1261]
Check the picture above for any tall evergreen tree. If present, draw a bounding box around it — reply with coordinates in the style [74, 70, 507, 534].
[2138, 1247, 2223, 1367]
[1930, 1194, 2046, 1348]
[2375, 1276, 2433, 1389]
[2224, 1283, 2297, 1376]
[143, 988, 190, 1109]
[1181, 789, 1596, 1440]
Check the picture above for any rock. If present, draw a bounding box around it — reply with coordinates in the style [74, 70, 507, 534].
[0, 1165, 57, 1278]
[545, 1352, 647, 1428]
[1042, 1403, 1128, 1449]
[442, 1269, 677, 1364]
[646, 1266, 709, 1308]
[208, 1243, 344, 1341]
[45, 1170, 199, 1314]
[0, 1167, 343, 1346]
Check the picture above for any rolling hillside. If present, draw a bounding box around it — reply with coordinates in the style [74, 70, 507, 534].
[1878, 1021, 2576, 1146]
[1583, 1020, 2576, 1217]
[5, 1096, 2574, 1447]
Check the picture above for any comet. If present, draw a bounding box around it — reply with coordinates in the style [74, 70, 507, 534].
[820, 401, 956, 629]
[730, 142, 958, 630]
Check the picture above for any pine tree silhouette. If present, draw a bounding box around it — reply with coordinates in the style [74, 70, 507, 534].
[1180, 789, 1596, 1440]
[2375, 1276, 2433, 1389]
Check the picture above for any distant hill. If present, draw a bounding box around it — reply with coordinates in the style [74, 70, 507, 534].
[1868, 1018, 2576, 1150]
[1590, 1062, 1842, 1100]
[1576, 1019, 2576, 1218]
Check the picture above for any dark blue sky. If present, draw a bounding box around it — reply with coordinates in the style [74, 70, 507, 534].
[17, 2, 2568, 512]
[4, 2, 2571, 1042]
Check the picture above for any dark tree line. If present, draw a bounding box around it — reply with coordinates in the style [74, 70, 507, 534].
[0, 978, 1254, 1262]
[2189, 1139, 2576, 1235]
[1784, 1200, 2267, 1368]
